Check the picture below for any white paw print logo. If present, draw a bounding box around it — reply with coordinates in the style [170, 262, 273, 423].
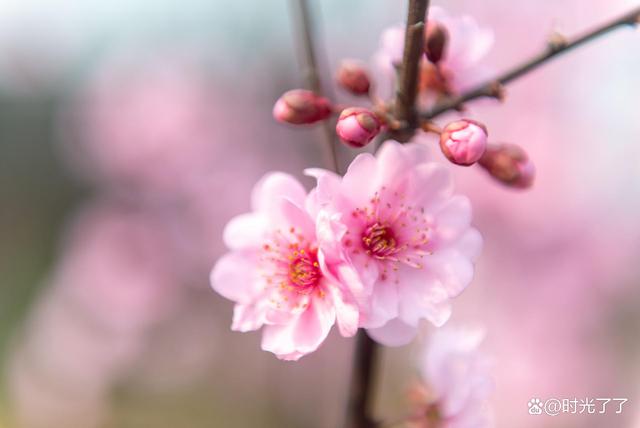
[528, 398, 543, 415]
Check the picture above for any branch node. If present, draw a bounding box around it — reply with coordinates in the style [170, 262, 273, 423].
[488, 82, 505, 101]
[419, 120, 442, 134]
[547, 31, 568, 52]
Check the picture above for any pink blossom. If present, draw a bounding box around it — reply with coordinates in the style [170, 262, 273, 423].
[273, 89, 332, 125]
[373, 7, 493, 105]
[410, 326, 493, 428]
[53, 201, 183, 333]
[210, 172, 359, 360]
[440, 119, 488, 166]
[336, 60, 371, 95]
[308, 141, 482, 346]
[478, 143, 535, 188]
[336, 107, 382, 148]
[59, 49, 220, 193]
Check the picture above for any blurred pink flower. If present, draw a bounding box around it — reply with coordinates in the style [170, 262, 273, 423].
[59, 49, 220, 193]
[373, 6, 493, 106]
[308, 141, 482, 346]
[409, 326, 493, 428]
[53, 200, 183, 333]
[211, 172, 359, 361]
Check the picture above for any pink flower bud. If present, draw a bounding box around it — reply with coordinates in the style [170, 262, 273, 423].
[478, 143, 535, 188]
[439, 119, 488, 166]
[424, 23, 449, 64]
[273, 89, 332, 125]
[336, 108, 381, 148]
[336, 60, 371, 95]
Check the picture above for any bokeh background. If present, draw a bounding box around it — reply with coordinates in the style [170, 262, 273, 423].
[1, 0, 639, 427]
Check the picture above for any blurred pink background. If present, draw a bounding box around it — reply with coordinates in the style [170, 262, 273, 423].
[1, 0, 639, 427]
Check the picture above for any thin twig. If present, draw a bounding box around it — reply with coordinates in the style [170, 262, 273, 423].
[344, 331, 379, 428]
[290, 0, 340, 172]
[391, 0, 430, 141]
[421, 5, 640, 120]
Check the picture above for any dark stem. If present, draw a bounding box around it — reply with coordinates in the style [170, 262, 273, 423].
[344, 331, 379, 428]
[290, 0, 340, 172]
[422, 6, 640, 119]
[346, 1, 433, 426]
[391, 0, 430, 141]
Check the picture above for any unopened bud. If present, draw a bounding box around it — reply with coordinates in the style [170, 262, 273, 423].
[424, 23, 448, 64]
[273, 89, 332, 125]
[478, 143, 535, 188]
[336, 60, 371, 95]
[439, 119, 488, 166]
[336, 107, 381, 148]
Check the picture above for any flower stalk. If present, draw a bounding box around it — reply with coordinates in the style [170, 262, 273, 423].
[390, 0, 430, 142]
[290, 0, 340, 172]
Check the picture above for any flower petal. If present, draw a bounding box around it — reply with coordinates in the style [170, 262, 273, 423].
[341, 152, 379, 207]
[223, 212, 267, 250]
[260, 296, 336, 361]
[210, 250, 260, 304]
[409, 163, 454, 211]
[433, 195, 472, 245]
[454, 228, 483, 261]
[323, 281, 359, 337]
[360, 277, 399, 329]
[278, 197, 316, 241]
[231, 303, 265, 332]
[396, 267, 453, 327]
[366, 318, 417, 346]
[251, 172, 307, 214]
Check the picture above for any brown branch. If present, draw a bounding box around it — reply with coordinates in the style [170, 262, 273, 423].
[345, 2, 434, 426]
[344, 331, 379, 428]
[421, 5, 640, 120]
[290, 0, 340, 172]
[391, 0, 430, 141]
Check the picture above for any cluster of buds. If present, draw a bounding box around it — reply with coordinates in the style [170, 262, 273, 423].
[273, 61, 385, 149]
[273, 53, 534, 189]
[431, 118, 534, 188]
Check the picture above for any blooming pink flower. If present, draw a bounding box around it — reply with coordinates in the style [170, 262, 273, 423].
[308, 141, 482, 346]
[373, 7, 493, 105]
[210, 172, 359, 360]
[409, 326, 493, 428]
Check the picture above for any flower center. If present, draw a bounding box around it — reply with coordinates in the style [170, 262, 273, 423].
[362, 222, 400, 259]
[288, 249, 321, 293]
